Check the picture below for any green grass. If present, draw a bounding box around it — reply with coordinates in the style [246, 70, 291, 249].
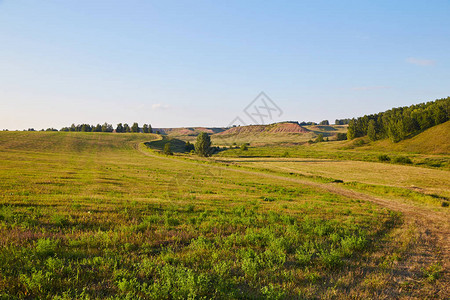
[0, 131, 446, 298]
[215, 141, 450, 170]
[213, 156, 450, 201]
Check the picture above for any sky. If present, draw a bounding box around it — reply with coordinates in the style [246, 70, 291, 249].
[0, 0, 449, 130]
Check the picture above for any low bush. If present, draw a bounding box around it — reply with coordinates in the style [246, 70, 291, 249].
[163, 143, 173, 155]
[393, 156, 413, 164]
[353, 139, 366, 147]
[378, 154, 391, 162]
[336, 133, 347, 141]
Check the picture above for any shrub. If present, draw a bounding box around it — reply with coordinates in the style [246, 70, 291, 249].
[163, 143, 173, 155]
[240, 144, 248, 151]
[336, 133, 347, 141]
[184, 141, 195, 152]
[378, 154, 391, 162]
[353, 139, 366, 146]
[393, 156, 413, 164]
[315, 134, 324, 143]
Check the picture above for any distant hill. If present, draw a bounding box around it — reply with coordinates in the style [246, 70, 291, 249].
[212, 122, 315, 146]
[153, 127, 226, 136]
[362, 120, 450, 155]
[209, 122, 350, 146]
[217, 122, 309, 136]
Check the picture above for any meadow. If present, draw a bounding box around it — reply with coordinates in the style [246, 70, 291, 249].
[0, 132, 448, 299]
[213, 157, 450, 201]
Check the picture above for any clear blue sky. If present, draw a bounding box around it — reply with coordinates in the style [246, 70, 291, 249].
[1, 0, 449, 129]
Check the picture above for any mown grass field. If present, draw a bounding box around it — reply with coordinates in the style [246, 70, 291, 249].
[214, 157, 450, 201]
[215, 139, 450, 170]
[0, 132, 448, 299]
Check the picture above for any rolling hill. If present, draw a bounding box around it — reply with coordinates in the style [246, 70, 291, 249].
[153, 127, 225, 136]
[216, 122, 309, 136]
[211, 122, 347, 146]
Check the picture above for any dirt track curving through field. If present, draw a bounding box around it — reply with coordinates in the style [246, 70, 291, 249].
[138, 143, 449, 292]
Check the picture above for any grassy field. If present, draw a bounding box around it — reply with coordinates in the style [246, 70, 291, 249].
[0, 132, 448, 299]
[213, 157, 450, 205]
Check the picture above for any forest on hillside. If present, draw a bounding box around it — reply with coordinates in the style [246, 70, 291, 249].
[347, 97, 449, 142]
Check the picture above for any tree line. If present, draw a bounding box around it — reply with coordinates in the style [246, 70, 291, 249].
[347, 97, 449, 142]
[59, 123, 153, 133]
[335, 119, 351, 125]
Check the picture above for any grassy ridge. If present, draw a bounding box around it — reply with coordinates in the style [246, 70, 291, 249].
[360, 121, 450, 155]
[0, 131, 427, 298]
[0, 131, 157, 153]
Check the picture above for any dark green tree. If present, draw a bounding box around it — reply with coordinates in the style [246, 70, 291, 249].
[116, 123, 124, 133]
[163, 143, 173, 155]
[131, 122, 139, 133]
[101, 123, 113, 132]
[93, 124, 102, 132]
[195, 132, 211, 157]
[347, 119, 356, 140]
[123, 123, 131, 133]
[315, 133, 324, 143]
[367, 119, 377, 141]
[336, 133, 347, 140]
[142, 124, 149, 133]
[80, 124, 90, 132]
